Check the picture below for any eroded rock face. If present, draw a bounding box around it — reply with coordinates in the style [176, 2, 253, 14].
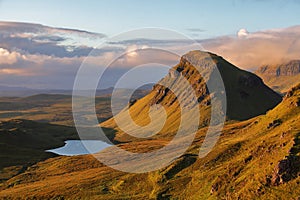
[146, 50, 282, 121]
[272, 158, 293, 185]
[271, 156, 299, 186]
[258, 60, 300, 77]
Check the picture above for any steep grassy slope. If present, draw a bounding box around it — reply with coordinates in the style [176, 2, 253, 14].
[256, 60, 300, 94]
[102, 51, 281, 142]
[0, 84, 299, 199]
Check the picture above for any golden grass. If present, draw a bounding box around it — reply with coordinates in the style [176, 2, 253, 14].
[0, 86, 299, 199]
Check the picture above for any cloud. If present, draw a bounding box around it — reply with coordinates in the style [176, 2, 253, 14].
[203, 25, 300, 70]
[186, 28, 206, 33]
[0, 21, 106, 58]
[112, 25, 300, 71]
[237, 28, 249, 38]
[0, 68, 26, 75]
[0, 48, 25, 65]
[108, 38, 196, 47]
[0, 21, 105, 38]
[1, 21, 300, 89]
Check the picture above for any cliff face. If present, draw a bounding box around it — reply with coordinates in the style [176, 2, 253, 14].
[256, 60, 300, 93]
[149, 50, 281, 121]
[258, 60, 300, 76]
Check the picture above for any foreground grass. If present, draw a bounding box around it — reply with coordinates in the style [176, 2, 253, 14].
[0, 84, 299, 199]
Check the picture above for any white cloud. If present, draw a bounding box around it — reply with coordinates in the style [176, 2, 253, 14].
[203, 25, 300, 70]
[0, 48, 26, 65]
[126, 45, 138, 58]
[237, 28, 249, 38]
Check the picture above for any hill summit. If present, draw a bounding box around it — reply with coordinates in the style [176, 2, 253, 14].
[154, 50, 281, 120]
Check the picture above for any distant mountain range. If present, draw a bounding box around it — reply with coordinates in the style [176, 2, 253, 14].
[256, 60, 300, 94]
[0, 85, 153, 97]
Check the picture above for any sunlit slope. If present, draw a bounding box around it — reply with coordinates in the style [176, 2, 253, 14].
[1, 83, 299, 199]
[102, 51, 281, 142]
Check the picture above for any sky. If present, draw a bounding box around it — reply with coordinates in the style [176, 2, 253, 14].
[1, 0, 300, 39]
[0, 0, 300, 89]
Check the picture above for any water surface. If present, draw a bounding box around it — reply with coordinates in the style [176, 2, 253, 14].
[46, 140, 111, 156]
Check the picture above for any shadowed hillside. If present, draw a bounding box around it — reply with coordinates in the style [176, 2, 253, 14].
[0, 119, 116, 183]
[0, 119, 77, 182]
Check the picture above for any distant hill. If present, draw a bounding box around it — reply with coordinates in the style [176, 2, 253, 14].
[256, 60, 300, 94]
[0, 86, 152, 97]
[0, 85, 31, 91]
[0, 89, 150, 126]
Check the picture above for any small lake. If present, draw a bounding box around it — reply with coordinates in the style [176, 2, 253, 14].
[46, 140, 111, 156]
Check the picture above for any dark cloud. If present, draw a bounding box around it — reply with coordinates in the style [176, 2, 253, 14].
[33, 35, 66, 43]
[0, 35, 92, 57]
[0, 21, 106, 57]
[0, 21, 105, 38]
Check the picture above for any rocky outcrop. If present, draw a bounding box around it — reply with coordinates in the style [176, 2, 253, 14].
[271, 156, 299, 186]
[271, 130, 300, 186]
[285, 84, 300, 98]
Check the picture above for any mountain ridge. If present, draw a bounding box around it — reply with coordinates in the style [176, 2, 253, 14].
[102, 50, 282, 143]
[256, 60, 300, 93]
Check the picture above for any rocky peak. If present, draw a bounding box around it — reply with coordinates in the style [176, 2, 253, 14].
[149, 50, 282, 120]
